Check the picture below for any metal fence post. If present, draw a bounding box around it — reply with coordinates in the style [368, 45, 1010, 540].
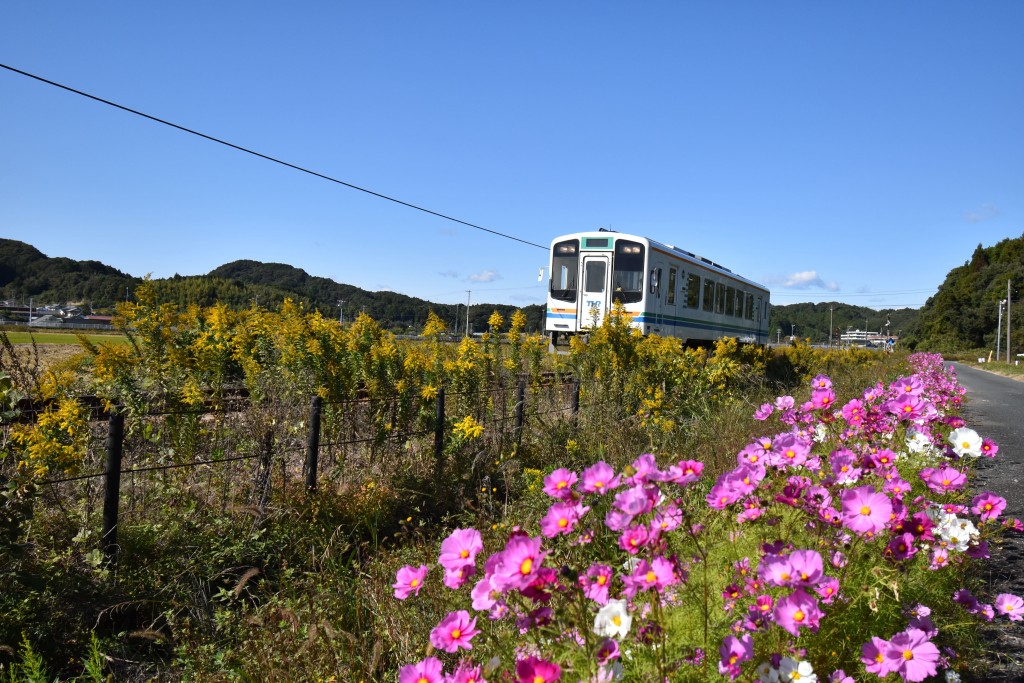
[515, 377, 526, 444]
[305, 395, 322, 493]
[101, 409, 124, 568]
[434, 387, 445, 480]
[571, 379, 580, 415]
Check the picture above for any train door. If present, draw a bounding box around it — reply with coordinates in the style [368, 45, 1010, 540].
[578, 254, 610, 329]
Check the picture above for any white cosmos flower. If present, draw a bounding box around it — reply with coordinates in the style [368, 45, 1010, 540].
[778, 657, 817, 683]
[593, 598, 632, 638]
[906, 430, 933, 454]
[949, 427, 983, 457]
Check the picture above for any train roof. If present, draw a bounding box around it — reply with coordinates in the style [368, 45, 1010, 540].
[551, 230, 770, 293]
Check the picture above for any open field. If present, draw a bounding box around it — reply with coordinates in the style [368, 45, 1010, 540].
[1, 331, 127, 346]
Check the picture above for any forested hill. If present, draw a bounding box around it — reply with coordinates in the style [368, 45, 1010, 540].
[0, 239, 543, 333]
[913, 233, 1024, 352]
[767, 302, 919, 346]
[0, 239, 137, 309]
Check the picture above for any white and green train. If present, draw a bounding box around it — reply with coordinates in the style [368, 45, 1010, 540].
[545, 230, 771, 346]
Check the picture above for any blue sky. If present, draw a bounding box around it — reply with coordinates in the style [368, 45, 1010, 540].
[2, 2, 1022, 311]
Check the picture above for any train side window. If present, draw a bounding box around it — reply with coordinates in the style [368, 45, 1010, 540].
[703, 278, 715, 311]
[735, 289, 744, 318]
[687, 273, 701, 308]
[667, 268, 676, 305]
[725, 286, 735, 316]
[715, 283, 725, 314]
[745, 293, 754, 320]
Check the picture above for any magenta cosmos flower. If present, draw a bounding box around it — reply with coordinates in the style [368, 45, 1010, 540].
[773, 588, 823, 637]
[439, 528, 484, 573]
[429, 610, 479, 653]
[840, 485, 892, 535]
[490, 534, 546, 592]
[543, 468, 578, 499]
[539, 501, 587, 538]
[393, 564, 429, 600]
[580, 563, 614, 604]
[717, 633, 753, 679]
[972, 492, 1007, 521]
[515, 656, 561, 683]
[399, 656, 445, 683]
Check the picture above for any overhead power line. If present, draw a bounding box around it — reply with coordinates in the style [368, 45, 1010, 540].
[0, 62, 547, 251]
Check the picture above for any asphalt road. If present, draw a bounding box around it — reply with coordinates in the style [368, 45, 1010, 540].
[949, 362, 1024, 518]
[949, 362, 1024, 680]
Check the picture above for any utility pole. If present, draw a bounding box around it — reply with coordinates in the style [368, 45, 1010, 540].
[998, 299, 1006, 361]
[465, 290, 471, 337]
[338, 299, 346, 324]
[829, 306, 833, 349]
[1008, 279, 1012, 363]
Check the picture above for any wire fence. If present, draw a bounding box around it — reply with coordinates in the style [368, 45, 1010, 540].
[18, 376, 599, 567]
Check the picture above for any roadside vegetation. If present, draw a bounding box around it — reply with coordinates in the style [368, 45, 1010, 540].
[0, 286, 1016, 682]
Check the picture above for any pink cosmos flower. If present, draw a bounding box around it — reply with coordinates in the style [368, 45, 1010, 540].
[886, 393, 927, 421]
[840, 485, 892, 536]
[770, 432, 810, 468]
[613, 484, 656, 516]
[706, 478, 743, 510]
[754, 403, 773, 420]
[811, 374, 832, 390]
[717, 634, 753, 679]
[773, 588, 822, 636]
[515, 656, 561, 683]
[922, 465, 967, 494]
[650, 504, 683, 535]
[972, 492, 1007, 521]
[618, 524, 650, 554]
[627, 453, 662, 484]
[580, 563, 614, 604]
[429, 610, 479, 652]
[448, 663, 485, 683]
[393, 564, 429, 600]
[490, 535, 546, 593]
[884, 628, 939, 682]
[981, 437, 999, 457]
[811, 387, 835, 410]
[439, 528, 484, 573]
[580, 461, 620, 494]
[622, 556, 677, 596]
[543, 468, 578, 499]
[758, 553, 796, 587]
[995, 593, 1024, 621]
[399, 656, 445, 683]
[815, 576, 840, 604]
[443, 564, 475, 589]
[540, 501, 585, 538]
[789, 549, 824, 586]
[861, 636, 895, 676]
[668, 458, 704, 485]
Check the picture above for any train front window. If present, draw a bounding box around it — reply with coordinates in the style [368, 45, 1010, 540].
[612, 240, 644, 304]
[584, 261, 607, 293]
[550, 239, 579, 302]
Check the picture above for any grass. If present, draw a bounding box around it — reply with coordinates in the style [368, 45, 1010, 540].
[1, 331, 128, 346]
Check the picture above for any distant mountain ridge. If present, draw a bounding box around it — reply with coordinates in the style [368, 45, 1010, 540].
[0, 238, 543, 333]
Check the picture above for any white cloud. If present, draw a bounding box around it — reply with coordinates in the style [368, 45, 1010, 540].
[438, 270, 459, 279]
[768, 270, 840, 291]
[965, 203, 1000, 223]
[468, 269, 501, 283]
